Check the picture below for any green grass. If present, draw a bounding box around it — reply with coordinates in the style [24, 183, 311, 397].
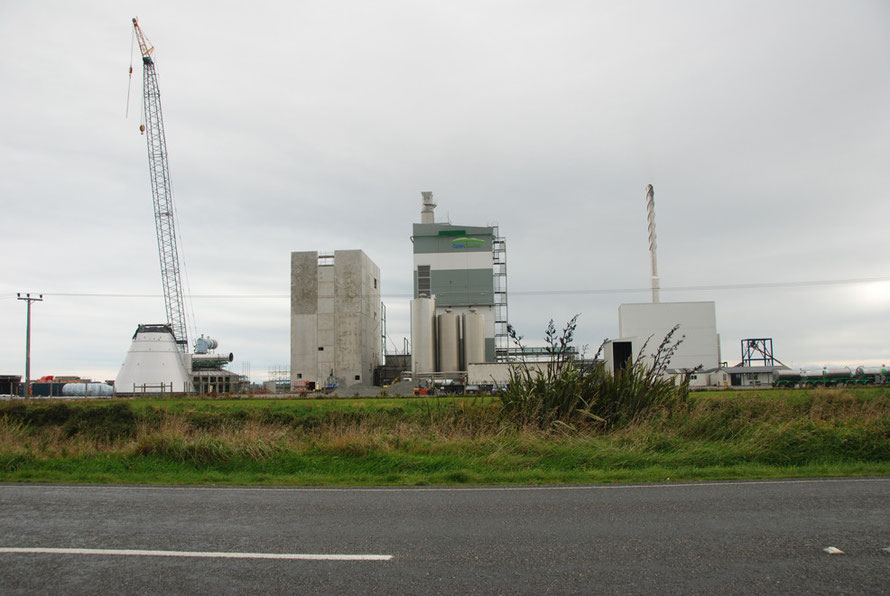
[0, 387, 888, 486]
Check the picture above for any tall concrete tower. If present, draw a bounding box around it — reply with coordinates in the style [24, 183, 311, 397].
[290, 250, 381, 390]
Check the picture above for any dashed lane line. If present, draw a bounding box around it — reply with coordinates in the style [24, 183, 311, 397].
[0, 547, 392, 561]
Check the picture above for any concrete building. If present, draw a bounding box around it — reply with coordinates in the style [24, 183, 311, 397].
[410, 192, 507, 374]
[290, 250, 382, 391]
[603, 301, 721, 374]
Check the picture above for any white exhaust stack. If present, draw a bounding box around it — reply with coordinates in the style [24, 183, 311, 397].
[420, 191, 436, 224]
[646, 184, 660, 303]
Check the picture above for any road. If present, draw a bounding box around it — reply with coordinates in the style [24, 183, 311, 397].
[0, 478, 888, 594]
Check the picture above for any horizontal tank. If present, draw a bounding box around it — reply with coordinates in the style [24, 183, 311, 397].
[855, 365, 888, 377]
[774, 369, 803, 382]
[62, 383, 114, 397]
[438, 310, 460, 373]
[194, 336, 219, 354]
[411, 298, 436, 374]
[821, 366, 852, 379]
[800, 368, 826, 379]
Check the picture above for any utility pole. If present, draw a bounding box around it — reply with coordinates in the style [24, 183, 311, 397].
[17, 293, 43, 398]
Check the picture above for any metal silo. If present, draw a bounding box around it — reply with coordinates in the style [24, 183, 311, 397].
[437, 310, 461, 373]
[463, 309, 485, 366]
[410, 298, 436, 374]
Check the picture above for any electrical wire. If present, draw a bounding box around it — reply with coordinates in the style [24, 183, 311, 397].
[24, 275, 890, 300]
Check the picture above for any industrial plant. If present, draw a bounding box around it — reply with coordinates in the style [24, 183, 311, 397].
[3, 21, 884, 399]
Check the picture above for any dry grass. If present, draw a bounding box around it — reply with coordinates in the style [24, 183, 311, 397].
[1, 388, 888, 484]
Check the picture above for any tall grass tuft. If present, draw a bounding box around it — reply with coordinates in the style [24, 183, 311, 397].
[499, 317, 689, 429]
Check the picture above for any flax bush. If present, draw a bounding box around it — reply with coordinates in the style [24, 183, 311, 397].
[499, 316, 690, 429]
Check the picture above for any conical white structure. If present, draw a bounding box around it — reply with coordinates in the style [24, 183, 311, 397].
[115, 324, 192, 395]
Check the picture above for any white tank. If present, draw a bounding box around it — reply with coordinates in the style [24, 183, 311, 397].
[410, 298, 436, 374]
[438, 310, 461, 373]
[822, 366, 852, 378]
[463, 310, 486, 366]
[855, 365, 888, 377]
[62, 383, 114, 397]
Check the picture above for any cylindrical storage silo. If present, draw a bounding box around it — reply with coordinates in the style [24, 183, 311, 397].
[462, 310, 486, 366]
[410, 298, 436, 374]
[437, 310, 460, 373]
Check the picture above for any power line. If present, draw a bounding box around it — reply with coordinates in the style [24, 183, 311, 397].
[19, 275, 890, 300]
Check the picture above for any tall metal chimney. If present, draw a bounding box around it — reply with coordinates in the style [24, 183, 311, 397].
[646, 184, 660, 303]
[420, 191, 436, 224]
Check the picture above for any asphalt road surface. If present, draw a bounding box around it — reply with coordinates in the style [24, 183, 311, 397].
[0, 478, 888, 594]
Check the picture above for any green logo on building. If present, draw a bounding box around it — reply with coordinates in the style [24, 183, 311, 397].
[451, 237, 484, 249]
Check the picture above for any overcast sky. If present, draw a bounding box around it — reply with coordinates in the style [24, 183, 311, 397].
[1, 1, 888, 382]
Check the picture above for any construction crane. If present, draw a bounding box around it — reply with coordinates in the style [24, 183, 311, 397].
[132, 17, 189, 351]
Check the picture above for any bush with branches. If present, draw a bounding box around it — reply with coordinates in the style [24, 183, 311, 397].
[499, 316, 690, 429]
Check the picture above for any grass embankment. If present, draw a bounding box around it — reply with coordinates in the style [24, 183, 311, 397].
[1, 388, 889, 485]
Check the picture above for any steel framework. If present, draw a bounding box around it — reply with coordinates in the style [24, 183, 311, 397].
[133, 18, 188, 351]
[741, 338, 776, 367]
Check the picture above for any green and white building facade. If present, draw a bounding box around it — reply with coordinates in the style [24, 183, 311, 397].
[410, 192, 507, 373]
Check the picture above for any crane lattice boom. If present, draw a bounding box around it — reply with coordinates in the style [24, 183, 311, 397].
[133, 18, 188, 351]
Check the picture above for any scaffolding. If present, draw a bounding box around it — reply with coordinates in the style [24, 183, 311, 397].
[493, 227, 509, 362]
[267, 365, 291, 391]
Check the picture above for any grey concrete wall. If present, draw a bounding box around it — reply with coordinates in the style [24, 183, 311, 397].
[290, 250, 381, 390]
[290, 252, 318, 388]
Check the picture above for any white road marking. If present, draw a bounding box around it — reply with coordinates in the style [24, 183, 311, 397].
[0, 547, 391, 561]
[823, 546, 844, 555]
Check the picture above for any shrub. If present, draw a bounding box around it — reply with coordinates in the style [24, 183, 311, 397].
[499, 316, 689, 429]
[0, 401, 138, 441]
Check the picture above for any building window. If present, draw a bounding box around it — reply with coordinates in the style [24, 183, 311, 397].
[354, 375, 361, 381]
[296, 373, 302, 379]
[318, 346, 324, 351]
[418, 265, 431, 297]
[373, 278, 377, 289]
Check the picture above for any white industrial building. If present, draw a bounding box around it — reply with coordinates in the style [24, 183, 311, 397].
[603, 301, 721, 375]
[290, 250, 382, 391]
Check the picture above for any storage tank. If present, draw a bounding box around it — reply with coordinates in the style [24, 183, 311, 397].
[62, 383, 114, 397]
[800, 368, 825, 379]
[194, 336, 219, 354]
[410, 298, 436, 374]
[822, 366, 852, 379]
[774, 369, 803, 383]
[855, 365, 888, 377]
[463, 309, 486, 366]
[437, 310, 461, 373]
